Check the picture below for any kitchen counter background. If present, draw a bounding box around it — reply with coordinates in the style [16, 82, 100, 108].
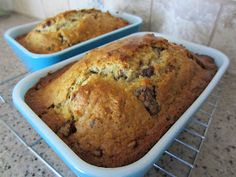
[0, 1, 236, 177]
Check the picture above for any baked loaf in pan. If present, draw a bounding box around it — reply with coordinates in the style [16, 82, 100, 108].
[25, 34, 217, 167]
[17, 9, 128, 54]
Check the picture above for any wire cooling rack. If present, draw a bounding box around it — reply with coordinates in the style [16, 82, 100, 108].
[0, 75, 223, 177]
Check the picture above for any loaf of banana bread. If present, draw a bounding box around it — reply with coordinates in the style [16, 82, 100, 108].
[17, 9, 128, 54]
[25, 34, 217, 167]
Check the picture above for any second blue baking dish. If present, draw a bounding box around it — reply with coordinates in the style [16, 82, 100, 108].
[4, 11, 142, 71]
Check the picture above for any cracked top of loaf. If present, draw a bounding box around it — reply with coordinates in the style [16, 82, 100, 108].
[25, 34, 217, 167]
[17, 9, 128, 54]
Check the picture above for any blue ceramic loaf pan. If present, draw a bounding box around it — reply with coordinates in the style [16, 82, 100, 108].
[4, 11, 142, 71]
[12, 32, 229, 177]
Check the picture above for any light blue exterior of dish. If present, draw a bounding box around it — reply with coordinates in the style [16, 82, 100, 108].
[4, 12, 142, 71]
[12, 32, 229, 177]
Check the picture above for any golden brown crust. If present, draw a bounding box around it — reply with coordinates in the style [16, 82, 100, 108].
[25, 34, 217, 167]
[17, 9, 128, 54]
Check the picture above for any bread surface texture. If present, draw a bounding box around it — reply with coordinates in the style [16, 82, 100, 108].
[17, 9, 128, 54]
[25, 34, 217, 167]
